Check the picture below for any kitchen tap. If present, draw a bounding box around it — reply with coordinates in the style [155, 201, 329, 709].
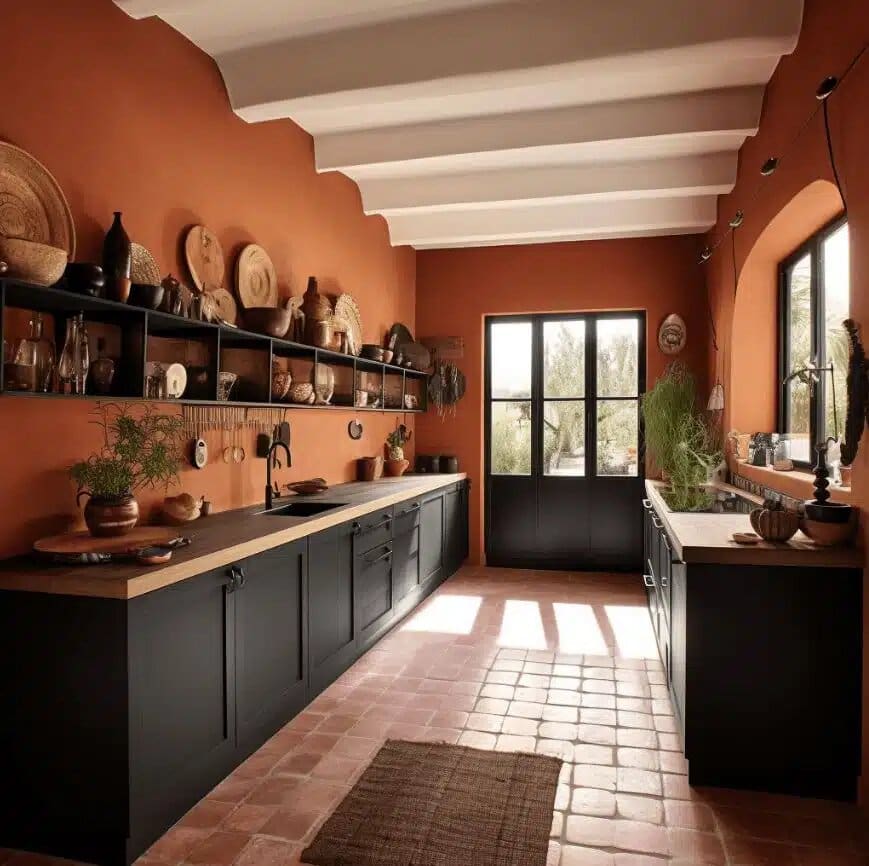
[265, 440, 291, 510]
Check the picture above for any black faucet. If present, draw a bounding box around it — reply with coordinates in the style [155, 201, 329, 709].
[265, 440, 291, 510]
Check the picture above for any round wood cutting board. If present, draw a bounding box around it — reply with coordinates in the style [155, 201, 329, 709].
[34, 526, 179, 556]
[236, 244, 278, 308]
[184, 225, 225, 292]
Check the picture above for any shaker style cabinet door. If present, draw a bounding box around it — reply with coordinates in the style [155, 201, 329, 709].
[419, 491, 445, 589]
[308, 522, 357, 695]
[234, 540, 308, 754]
[355, 544, 395, 652]
[128, 566, 238, 845]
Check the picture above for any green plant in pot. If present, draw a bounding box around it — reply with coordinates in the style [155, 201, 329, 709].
[641, 362, 722, 511]
[70, 403, 184, 537]
[384, 424, 412, 477]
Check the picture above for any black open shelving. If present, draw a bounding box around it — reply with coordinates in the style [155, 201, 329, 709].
[0, 279, 428, 413]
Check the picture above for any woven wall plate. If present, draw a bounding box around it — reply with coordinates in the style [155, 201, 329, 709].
[184, 225, 224, 292]
[210, 287, 238, 325]
[0, 142, 76, 259]
[236, 244, 278, 308]
[131, 242, 160, 285]
[334, 293, 362, 356]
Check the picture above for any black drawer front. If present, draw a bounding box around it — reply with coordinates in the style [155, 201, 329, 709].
[356, 549, 393, 631]
[355, 509, 394, 553]
[393, 499, 422, 535]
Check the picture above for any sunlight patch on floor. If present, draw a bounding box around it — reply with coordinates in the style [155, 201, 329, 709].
[498, 599, 547, 649]
[552, 602, 609, 655]
[402, 594, 483, 635]
[604, 604, 659, 659]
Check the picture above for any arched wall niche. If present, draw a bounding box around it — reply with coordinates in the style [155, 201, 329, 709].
[730, 179, 843, 435]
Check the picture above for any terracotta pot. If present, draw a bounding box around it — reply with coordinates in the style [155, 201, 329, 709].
[384, 458, 409, 477]
[357, 456, 384, 482]
[749, 507, 799, 542]
[77, 491, 140, 537]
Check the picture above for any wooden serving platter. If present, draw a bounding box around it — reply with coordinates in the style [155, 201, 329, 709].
[34, 527, 180, 556]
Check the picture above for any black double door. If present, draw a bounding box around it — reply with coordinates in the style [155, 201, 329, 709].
[485, 312, 645, 570]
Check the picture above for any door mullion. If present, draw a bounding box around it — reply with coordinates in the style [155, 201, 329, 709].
[586, 316, 597, 478]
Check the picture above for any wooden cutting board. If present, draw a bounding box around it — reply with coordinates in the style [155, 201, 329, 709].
[184, 225, 225, 292]
[34, 526, 180, 556]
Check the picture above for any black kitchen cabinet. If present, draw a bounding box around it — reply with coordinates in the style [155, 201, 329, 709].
[641, 494, 863, 801]
[234, 540, 308, 755]
[128, 566, 239, 855]
[308, 521, 356, 695]
[0, 480, 469, 866]
[419, 488, 445, 589]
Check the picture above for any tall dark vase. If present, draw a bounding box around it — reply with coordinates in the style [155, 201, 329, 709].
[102, 211, 132, 303]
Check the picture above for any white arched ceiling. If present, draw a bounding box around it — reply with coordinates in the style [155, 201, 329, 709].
[116, 0, 803, 249]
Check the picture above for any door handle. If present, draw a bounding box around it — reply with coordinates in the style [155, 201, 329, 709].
[402, 503, 421, 515]
[642, 574, 655, 589]
[365, 547, 392, 566]
[228, 565, 246, 591]
[365, 516, 393, 532]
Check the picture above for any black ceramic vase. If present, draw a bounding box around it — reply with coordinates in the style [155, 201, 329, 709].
[102, 211, 132, 304]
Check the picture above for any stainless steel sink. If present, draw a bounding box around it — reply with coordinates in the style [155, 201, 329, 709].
[262, 501, 345, 517]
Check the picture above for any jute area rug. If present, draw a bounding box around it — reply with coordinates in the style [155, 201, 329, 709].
[302, 739, 562, 866]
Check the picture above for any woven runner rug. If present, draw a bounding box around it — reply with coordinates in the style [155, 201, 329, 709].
[301, 739, 562, 866]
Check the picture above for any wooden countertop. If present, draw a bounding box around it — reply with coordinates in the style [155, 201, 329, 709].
[646, 480, 863, 569]
[0, 474, 467, 600]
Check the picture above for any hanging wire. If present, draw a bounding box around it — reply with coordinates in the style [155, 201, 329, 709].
[822, 97, 848, 214]
[698, 40, 868, 264]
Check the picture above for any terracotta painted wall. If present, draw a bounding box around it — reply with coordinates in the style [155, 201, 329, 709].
[703, 0, 869, 804]
[0, 0, 415, 558]
[415, 236, 709, 566]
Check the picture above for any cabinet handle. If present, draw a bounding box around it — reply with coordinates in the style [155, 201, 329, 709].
[651, 516, 663, 529]
[642, 499, 652, 508]
[365, 547, 392, 565]
[352, 521, 361, 534]
[402, 502, 421, 514]
[642, 574, 655, 589]
[229, 565, 246, 591]
[366, 516, 393, 532]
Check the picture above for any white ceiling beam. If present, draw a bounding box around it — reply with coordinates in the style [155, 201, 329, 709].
[315, 87, 762, 175]
[213, 0, 801, 125]
[361, 152, 736, 215]
[386, 195, 717, 247]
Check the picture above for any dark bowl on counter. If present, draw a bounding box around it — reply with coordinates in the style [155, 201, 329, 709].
[360, 344, 386, 362]
[129, 282, 165, 310]
[804, 500, 853, 523]
[244, 307, 291, 338]
[61, 262, 105, 297]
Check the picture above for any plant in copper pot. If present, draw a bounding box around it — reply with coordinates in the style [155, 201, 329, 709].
[384, 424, 412, 477]
[69, 403, 184, 537]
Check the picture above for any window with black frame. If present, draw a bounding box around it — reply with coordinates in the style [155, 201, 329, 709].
[778, 217, 849, 465]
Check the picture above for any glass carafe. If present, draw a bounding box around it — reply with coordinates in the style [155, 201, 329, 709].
[77, 321, 91, 395]
[14, 313, 55, 392]
[57, 315, 80, 394]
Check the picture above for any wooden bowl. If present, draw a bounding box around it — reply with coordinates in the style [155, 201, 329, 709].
[0, 236, 68, 286]
[360, 344, 386, 362]
[244, 307, 291, 338]
[129, 282, 165, 310]
[799, 517, 857, 547]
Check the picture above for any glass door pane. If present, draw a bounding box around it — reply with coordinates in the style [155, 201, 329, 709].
[823, 223, 849, 440]
[785, 253, 812, 462]
[597, 400, 639, 476]
[597, 318, 639, 397]
[543, 400, 585, 476]
[490, 401, 532, 475]
[489, 320, 533, 475]
[491, 321, 532, 399]
[544, 319, 585, 397]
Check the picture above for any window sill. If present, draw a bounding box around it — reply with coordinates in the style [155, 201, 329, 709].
[728, 457, 853, 504]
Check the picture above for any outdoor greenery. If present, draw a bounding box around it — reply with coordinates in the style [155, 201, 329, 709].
[69, 403, 184, 499]
[641, 362, 721, 511]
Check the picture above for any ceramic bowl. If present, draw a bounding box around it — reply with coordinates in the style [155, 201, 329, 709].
[360, 344, 386, 362]
[217, 371, 238, 401]
[800, 517, 857, 547]
[244, 307, 291, 338]
[289, 382, 314, 404]
[0, 237, 68, 286]
[272, 366, 292, 401]
[62, 262, 105, 296]
[129, 282, 165, 310]
[804, 500, 853, 523]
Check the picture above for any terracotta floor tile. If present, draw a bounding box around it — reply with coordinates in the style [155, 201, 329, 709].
[613, 820, 669, 856]
[565, 815, 616, 848]
[724, 835, 800, 865]
[616, 794, 663, 824]
[183, 831, 250, 866]
[663, 800, 716, 831]
[179, 800, 235, 830]
[258, 809, 324, 842]
[570, 788, 617, 817]
[560, 845, 616, 865]
[220, 804, 276, 834]
[668, 828, 726, 864]
[233, 836, 301, 866]
[617, 748, 659, 770]
[273, 752, 323, 776]
[146, 828, 211, 863]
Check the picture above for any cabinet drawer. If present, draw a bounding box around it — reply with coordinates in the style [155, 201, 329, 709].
[355, 547, 394, 648]
[393, 499, 422, 536]
[354, 509, 394, 553]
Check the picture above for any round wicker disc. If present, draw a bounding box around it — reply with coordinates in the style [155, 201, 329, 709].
[184, 225, 224, 292]
[131, 242, 161, 285]
[334, 294, 362, 356]
[236, 244, 278, 308]
[210, 288, 238, 325]
[0, 142, 76, 259]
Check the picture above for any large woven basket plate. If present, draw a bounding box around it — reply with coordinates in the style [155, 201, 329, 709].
[131, 242, 161, 285]
[0, 142, 76, 259]
[236, 244, 278, 308]
[184, 225, 224, 292]
[334, 293, 362, 355]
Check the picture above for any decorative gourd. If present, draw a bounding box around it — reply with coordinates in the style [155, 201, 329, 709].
[749, 499, 799, 542]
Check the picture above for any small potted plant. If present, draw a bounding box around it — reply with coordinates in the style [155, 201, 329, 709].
[70, 404, 184, 536]
[384, 424, 412, 477]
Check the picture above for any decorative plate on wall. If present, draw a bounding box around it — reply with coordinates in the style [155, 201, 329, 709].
[184, 225, 224, 292]
[131, 242, 161, 285]
[658, 313, 686, 355]
[236, 244, 278, 308]
[0, 142, 76, 258]
[210, 287, 238, 324]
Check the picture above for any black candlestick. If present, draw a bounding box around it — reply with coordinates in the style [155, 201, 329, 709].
[812, 442, 830, 504]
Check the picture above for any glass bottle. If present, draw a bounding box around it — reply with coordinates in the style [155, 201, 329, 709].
[77, 320, 91, 395]
[90, 337, 115, 396]
[14, 313, 55, 392]
[57, 314, 81, 395]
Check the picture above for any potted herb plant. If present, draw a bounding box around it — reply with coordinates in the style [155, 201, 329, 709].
[70, 404, 184, 536]
[641, 362, 722, 511]
[384, 424, 412, 477]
